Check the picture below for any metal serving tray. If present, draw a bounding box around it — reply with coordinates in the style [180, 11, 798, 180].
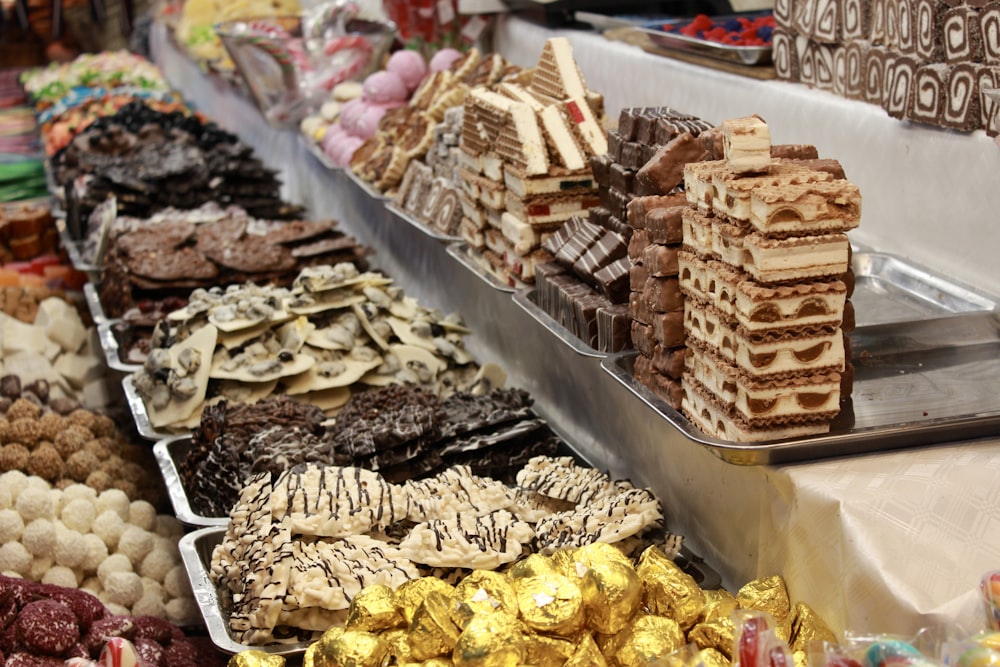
[180, 522, 723, 657]
[154, 437, 228, 528]
[58, 220, 100, 274]
[122, 374, 170, 441]
[96, 320, 143, 374]
[638, 15, 773, 66]
[83, 282, 107, 323]
[344, 168, 386, 201]
[601, 251, 1000, 465]
[513, 288, 608, 359]
[385, 201, 462, 243]
[299, 133, 340, 171]
[445, 242, 517, 294]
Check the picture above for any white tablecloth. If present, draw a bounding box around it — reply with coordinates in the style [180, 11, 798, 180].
[151, 22, 1000, 639]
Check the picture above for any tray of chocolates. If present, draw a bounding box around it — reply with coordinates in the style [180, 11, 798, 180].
[446, 241, 518, 293]
[344, 166, 388, 201]
[385, 201, 462, 243]
[513, 288, 609, 358]
[82, 282, 108, 322]
[96, 319, 143, 374]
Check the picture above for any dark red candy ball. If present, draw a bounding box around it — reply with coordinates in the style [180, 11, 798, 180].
[133, 615, 174, 644]
[38, 586, 108, 632]
[135, 636, 166, 667]
[4, 652, 65, 667]
[83, 615, 137, 656]
[16, 599, 81, 656]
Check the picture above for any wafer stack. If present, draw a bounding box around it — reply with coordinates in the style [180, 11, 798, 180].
[458, 38, 607, 286]
[678, 116, 859, 441]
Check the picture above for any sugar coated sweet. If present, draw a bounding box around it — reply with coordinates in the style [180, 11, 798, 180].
[16, 598, 80, 655]
[429, 47, 462, 72]
[0, 541, 32, 575]
[96, 489, 130, 521]
[41, 565, 79, 588]
[162, 566, 191, 599]
[139, 549, 174, 583]
[116, 526, 154, 565]
[92, 510, 125, 550]
[80, 533, 109, 572]
[54, 526, 88, 568]
[387, 50, 428, 92]
[131, 593, 167, 620]
[16, 486, 54, 522]
[62, 498, 97, 533]
[102, 571, 143, 607]
[0, 508, 24, 542]
[97, 553, 133, 583]
[21, 518, 56, 556]
[362, 70, 408, 105]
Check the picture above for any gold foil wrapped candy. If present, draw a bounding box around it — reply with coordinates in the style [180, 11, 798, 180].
[452, 611, 526, 667]
[395, 577, 456, 626]
[636, 546, 706, 630]
[313, 628, 389, 667]
[701, 589, 740, 624]
[573, 542, 633, 570]
[789, 601, 836, 652]
[382, 628, 415, 664]
[228, 650, 286, 667]
[738, 575, 791, 623]
[689, 615, 737, 659]
[346, 583, 404, 633]
[615, 614, 687, 667]
[700, 647, 731, 667]
[565, 632, 609, 667]
[451, 570, 519, 628]
[408, 590, 462, 661]
[522, 632, 577, 667]
[580, 559, 642, 634]
[509, 553, 562, 580]
[513, 574, 585, 636]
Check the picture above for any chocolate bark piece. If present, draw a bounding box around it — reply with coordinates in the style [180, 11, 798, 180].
[597, 303, 632, 352]
[263, 220, 336, 245]
[636, 132, 709, 196]
[201, 235, 296, 273]
[115, 220, 196, 257]
[127, 246, 218, 281]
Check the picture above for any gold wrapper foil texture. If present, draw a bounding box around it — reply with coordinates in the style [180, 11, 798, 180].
[636, 546, 706, 630]
[573, 542, 633, 570]
[700, 647, 731, 667]
[395, 577, 456, 627]
[228, 650, 286, 667]
[452, 612, 526, 667]
[408, 590, 462, 661]
[689, 617, 736, 659]
[580, 560, 643, 635]
[549, 548, 580, 578]
[565, 632, 609, 667]
[382, 628, 414, 664]
[522, 633, 577, 667]
[701, 589, 740, 624]
[615, 615, 687, 667]
[346, 583, 404, 633]
[514, 574, 585, 636]
[314, 628, 389, 667]
[509, 553, 562, 581]
[451, 570, 519, 629]
[790, 601, 837, 652]
[303, 643, 317, 667]
[737, 575, 791, 622]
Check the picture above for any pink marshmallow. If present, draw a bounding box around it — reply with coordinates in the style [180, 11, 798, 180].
[429, 48, 462, 72]
[353, 104, 390, 140]
[338, 98, 366, 133]
[386, 49, 429, 92]
[321, 123, 347, 153]
[362, 70, 408, 104]
[332, 135, 365, 167]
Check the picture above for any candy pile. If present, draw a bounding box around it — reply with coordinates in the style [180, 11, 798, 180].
[174, 0, 302, 69]
[0, 471, 197, 624]
[0, 574, 225, 667]
[225, 545, 832, 667]
[210, 456, 673, 645]
[662, 13, 776, 47]
[20, 51, 169, 107]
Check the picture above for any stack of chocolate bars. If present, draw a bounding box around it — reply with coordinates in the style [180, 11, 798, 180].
[678, 116, 859, 441]
[396, 106, 465, 236]
[458, 37, 607, 286]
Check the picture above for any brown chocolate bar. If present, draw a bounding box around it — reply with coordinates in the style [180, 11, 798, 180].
[628, 229, 651, 263]
[642, 275, 684, 313]
[626, 194, 688, 228]
[634, 354, 684, 409]
[644, 206, 686, 245]
[636, 132, 709, 196]
[631, 320, 656, 357]
[593, 256, 631, 302]
[597, 303, 632, 353]
[642, 243, 681, 277]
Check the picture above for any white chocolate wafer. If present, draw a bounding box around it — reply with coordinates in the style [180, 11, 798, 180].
[723, 115, 772, 174]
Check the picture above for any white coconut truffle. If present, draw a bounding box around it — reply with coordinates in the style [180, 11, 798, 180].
[96, 489, 131, 521]
[1, 470, 29, 498]
[0, 485, 12, 509]
[54, 525, 87, 569]
[128, 501, 157, 532]
[61, 498, 97, 533]
[80, 576, 101, 594]
[165, 597, 200, 626]
[0, 508, 24, 543]
[154, 515, 184, 538]
[139, 548, 175, 583]
[28, 556, 53, 582]
[0, 541, 32, 575]
[92, 509, 126, 550]
[104, 602, 130, 617]
[117, 526, 154, 566]
[21, 518, 56, 556]
[80, 533, 109, 572]
[60, 483, 98, 508]
[15, 486, 54, 522]
[131, 593, 168, 619]
[41, 565, 79, 588]
[163, 565, 192, 598]
[102, 571, 143, 607]
[27, 476, 52, 493]
[97, 552, 133, 583]
[141, 576, 165, 599]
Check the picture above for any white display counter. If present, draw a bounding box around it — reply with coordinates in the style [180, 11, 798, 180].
[151, 21, 1000, 639]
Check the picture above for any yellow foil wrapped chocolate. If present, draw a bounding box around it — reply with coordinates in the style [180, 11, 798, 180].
[573, 542, 633, 570]
[580, 559, 642, 635]
[636, 546, 706, 631]
[702, 589, 740, 624]
[565, 632, 609, 667]
[616, 615, 687, 667]
[346, 583, 404, 633]
[228, 650, 285, 667]
[382, 628, 415, 664]
[395, 577, 456, 626]
[700, 647, 731, 667]
[550, 548, 580, 578]
[790, 601, 837, 652]
[522, 633, 577, 667]
[313, 628, 389, 667]
[738, 575, 791, 622]
[514, 574, 585, 636]
[689, 616, 736, 659]
[509, 553, 561, 580]
[452, 612, 526, 667]
[408, 590, 462, 661]
[302, 642, 317, 667]
[451, 570, 519, 629]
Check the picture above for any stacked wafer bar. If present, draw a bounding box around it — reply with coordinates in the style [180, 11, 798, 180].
[678, 116, 859, 442]
[396, 107, 465, 236]
[458, 37, 608, 286]
[773, 0, 1000, 133]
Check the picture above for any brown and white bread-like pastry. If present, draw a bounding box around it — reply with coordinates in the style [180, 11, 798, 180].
[749, 179, 861, 236]
[711, 160, 834, 223]
[845, 39, 872, 99]
[981, 1, 1000, 63]
[722, 116, 772, 174]
[529, 36, 589, 101]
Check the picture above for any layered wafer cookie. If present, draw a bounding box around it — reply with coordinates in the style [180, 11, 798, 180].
[722, 115, 772, 174]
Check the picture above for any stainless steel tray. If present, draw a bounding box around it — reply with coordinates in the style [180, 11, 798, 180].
[386, 201, 462, 243]
[638, 16, 773, 66]
[513, 288, 608, 359]
[344, 168, 386, 201]
[154, 437, 228, 528]
[96, 320, 143, 374]
[82, 282, 107, 323]
[299, 133, 340, 172]
[58, 222, 101, 274]
[445, 242, 517, 294]
[122, 374, 171, 441]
